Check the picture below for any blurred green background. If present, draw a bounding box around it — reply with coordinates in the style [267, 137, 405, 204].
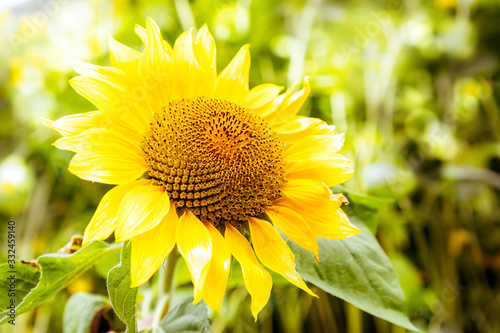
[1, 0, 500, 332]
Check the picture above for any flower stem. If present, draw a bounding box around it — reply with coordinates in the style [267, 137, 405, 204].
[163, 247, 179, 295]
[161, 247, 179, 317]
[153, 247, 179, 324]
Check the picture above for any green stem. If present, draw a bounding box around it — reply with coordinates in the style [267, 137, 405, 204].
[154, 247, 179, 323]
[163, 247, 179, 296]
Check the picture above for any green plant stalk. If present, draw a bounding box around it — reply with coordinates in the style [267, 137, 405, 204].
[152, 247, 180, 326]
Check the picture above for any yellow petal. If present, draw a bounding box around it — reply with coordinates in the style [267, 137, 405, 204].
[213, 45, 250, 103]
[130, 202, 178, 287]
[275, 116, 335, 143]
[224, 223, 272, 320]
[283, 133, 345, 161]
[70, 76, 149, 134]
[53, 128, 141, 154]
[262, 76, 310, 123]
[109, 36, 141, 75]
[280, 179, 349, 214]
[200, 222, 231, 311]
[135, 22, 173, 54]
[285, 154, 354, 187]
[138, 17, 172, 105]
[173, 29, 213, 98]
[265, 206, 319, 263]
[114, 184, 170, 241]
[72, 61, 127, 83]
[248, 217, 317, 297]
[243, 83, 283, 111]
[42, 111, 103, 137]
[83, 180, 150, 246]
[277, 198, 361, 239]
[176, 209, 212, 302]
[135, 24, 148, 45]
[194, 24, 217, 80]
[62, 128, 148, 184]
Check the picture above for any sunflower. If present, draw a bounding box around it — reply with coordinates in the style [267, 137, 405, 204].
[43, 18, 360, 319]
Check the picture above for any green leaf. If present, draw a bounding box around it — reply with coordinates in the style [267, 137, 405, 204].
[107, 241, 138, 333]
[154, 297, 210, 333]
[289, 214, 420, 332]
[0, 240, 119, 324]
[95, 249, 120, 278]
[0, 261, 40, 322]
[63, 292, 110, 333]
[332, 185, 394, 234]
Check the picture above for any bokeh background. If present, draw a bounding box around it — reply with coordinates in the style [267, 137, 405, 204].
[1, 0, 500, 332]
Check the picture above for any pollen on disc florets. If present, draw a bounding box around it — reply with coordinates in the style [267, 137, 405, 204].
[142, 97, 286, 225]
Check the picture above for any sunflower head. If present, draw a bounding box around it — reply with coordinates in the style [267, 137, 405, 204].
[43, 18, 360, 319]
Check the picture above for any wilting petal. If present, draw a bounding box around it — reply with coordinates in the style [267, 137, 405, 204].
[265, 206, 319, 263]
[176, 210, 212, 302]
[130, 202, 178, 287]
[114, 184, 170, 241]
[285, 154, 354, 187]
[213, 45, 250, 103]
[82, 180, 150, 246]
[248, 217, 317, 297]
[42, 111, 104, 137]
[283, 133, 345, 161]
[224, 223, 272, 320]
[200, 222, 231, 311]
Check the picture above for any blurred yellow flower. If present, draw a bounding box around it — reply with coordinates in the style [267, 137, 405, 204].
[43, 18, 360, 319]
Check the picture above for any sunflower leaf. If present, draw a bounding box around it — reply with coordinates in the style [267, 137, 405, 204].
[0, 261, 40, 324]
[288, 213, 421, 332]
[107, 241, 138, 333]
[0, 240, 118, 325]
[154, 297, 210, 333]
[63, 292, 110, 333]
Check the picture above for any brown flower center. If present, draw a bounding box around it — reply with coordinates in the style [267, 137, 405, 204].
[142, 97, 285, 225]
